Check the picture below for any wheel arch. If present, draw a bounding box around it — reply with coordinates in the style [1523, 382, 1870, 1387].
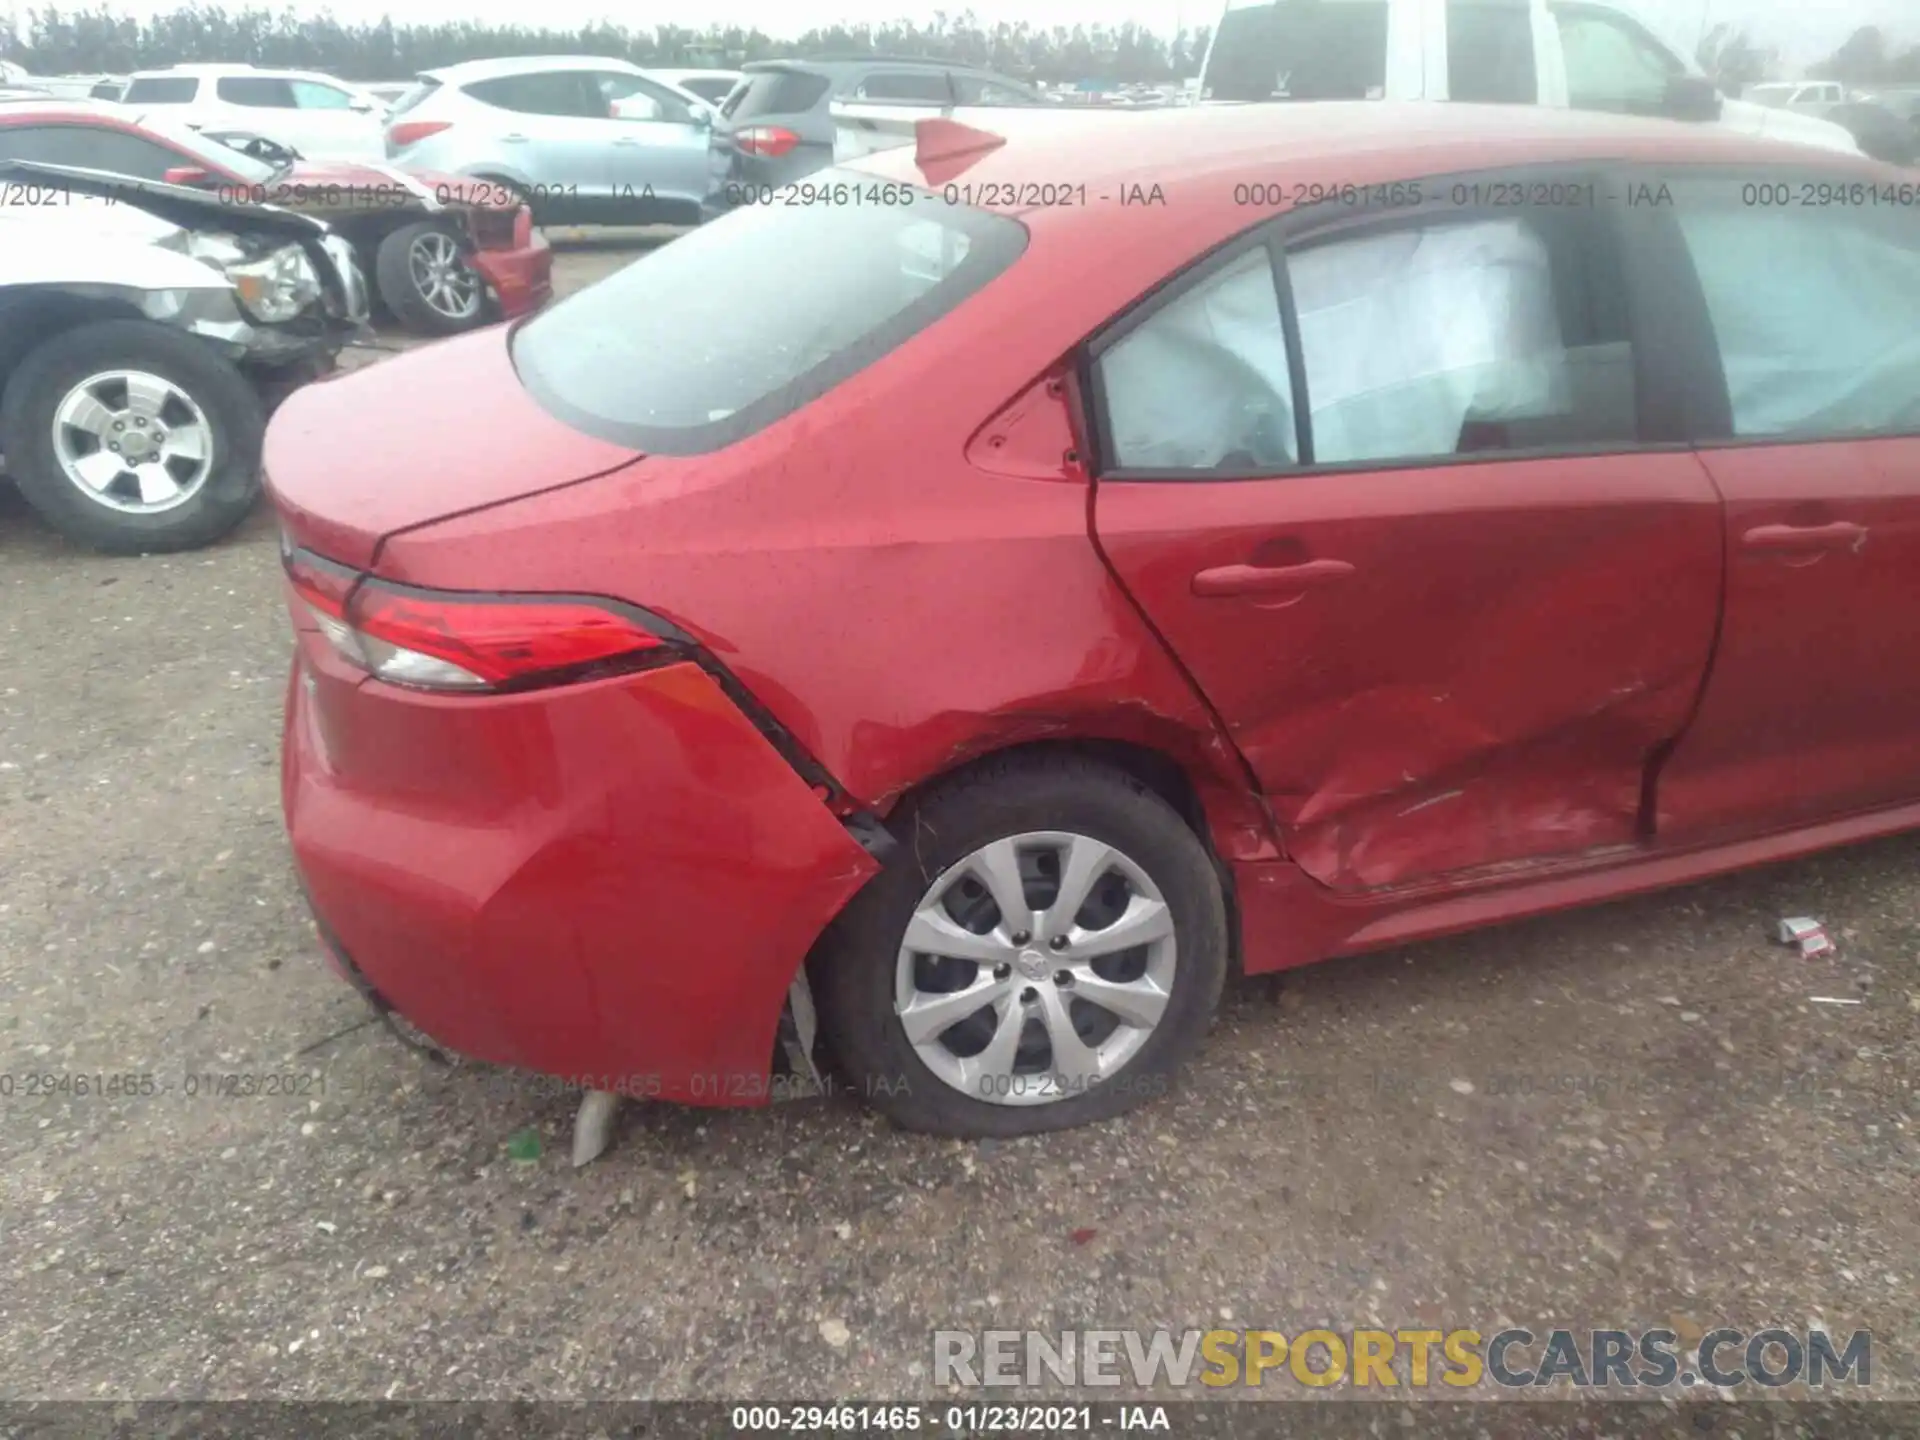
[813, 735, 1259, 987]
[0, 289, 149, 397]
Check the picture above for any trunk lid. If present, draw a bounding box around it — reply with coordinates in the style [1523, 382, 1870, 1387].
[263, 326, 644, 570]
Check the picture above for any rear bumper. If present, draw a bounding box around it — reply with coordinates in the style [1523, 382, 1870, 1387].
[282, 642, 880, 1102]
[470, 234, 553, 319]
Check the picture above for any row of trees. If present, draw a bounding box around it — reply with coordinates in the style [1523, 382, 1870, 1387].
[1696, 22, 1920, 92]
[0, 7, 1213, 85]
[5, 5, 1914, 93]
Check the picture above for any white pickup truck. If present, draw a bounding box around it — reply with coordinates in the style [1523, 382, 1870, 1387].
[832, 0, 1858, 162]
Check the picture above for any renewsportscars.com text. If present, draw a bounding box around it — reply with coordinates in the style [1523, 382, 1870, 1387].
[933, 1327, 1872, 1390]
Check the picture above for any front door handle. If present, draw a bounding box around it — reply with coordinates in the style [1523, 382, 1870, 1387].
[1742, 521, 1867, 554]
[612, 137, 641, 146]
[1191, 558, 1355, 598]
[501, 133, 529, 144]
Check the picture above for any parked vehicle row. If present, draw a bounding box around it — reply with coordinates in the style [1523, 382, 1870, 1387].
[0, 101, 552, 335]
[123, 64, 394, 161]
[267, 100, 1920, 1138]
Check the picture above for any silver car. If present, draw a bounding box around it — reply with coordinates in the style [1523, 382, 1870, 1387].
[384, 56, 713, 225]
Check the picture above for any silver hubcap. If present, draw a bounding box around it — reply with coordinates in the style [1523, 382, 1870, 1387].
[51, 370, 214, 514]
[409, 230, 482, 319]
[894, 831, 1177, 1107]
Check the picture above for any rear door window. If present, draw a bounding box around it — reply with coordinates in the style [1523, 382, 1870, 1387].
[511, 172, 1026, 453]
[122, 76, 198, 104]
[723, 69, 831, 120]
[1290, 208, 1636, 464]
[464, 72, 600, 118]
[216, 75, 299, 109]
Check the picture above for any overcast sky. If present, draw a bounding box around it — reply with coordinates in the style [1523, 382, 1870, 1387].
[95, 0, 1917, 72]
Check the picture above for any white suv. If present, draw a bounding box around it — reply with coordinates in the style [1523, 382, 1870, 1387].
[120, 64, 388, 161]
[1199, 0, 1860, 153]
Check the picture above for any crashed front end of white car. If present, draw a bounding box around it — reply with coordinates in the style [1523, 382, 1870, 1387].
[0, 160, 369, 395]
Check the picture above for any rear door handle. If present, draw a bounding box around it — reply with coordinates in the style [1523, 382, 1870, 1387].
[501, 133, 528, 143]
[612, 137, 641, 146]
[1191, 558, 1355, 598]
[1742, 521, 1867, 554]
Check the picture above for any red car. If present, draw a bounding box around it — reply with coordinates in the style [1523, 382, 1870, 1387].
[0, 102, 550, 334]
[267, 104, 1920, 1137]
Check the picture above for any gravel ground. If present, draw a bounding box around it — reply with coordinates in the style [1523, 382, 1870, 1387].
[0, 239, 1916, 1406]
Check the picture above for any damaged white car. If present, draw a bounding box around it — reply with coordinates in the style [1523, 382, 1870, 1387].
[0, 160, 367, 552]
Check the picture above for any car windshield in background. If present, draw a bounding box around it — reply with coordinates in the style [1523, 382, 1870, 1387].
[722, 68, 830, 120]
[511, 174, 1026, 454]
[138, 112, 280, 181]
[1206, 0, 1389, 101]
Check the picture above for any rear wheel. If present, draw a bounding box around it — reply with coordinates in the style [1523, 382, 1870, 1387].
[0, 319, 263, 554]
[374, 220, 487, 336]
[815, 754, 1228, 1137]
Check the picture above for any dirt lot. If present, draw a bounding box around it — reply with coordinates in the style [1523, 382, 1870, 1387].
[0, 238, 1916, 1405]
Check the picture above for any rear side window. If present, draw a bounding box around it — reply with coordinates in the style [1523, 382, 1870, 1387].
[1671, 177, 1920, 440]
[387, 78, 440, 117]
[512, 172, 1027, 453]
[953, 75, 1038, 105]
[854, 72, 954, 103]
[464, 72, 598, 118]
[291, 80, 355, 109]
[1206, 0, 1390, 101]
[1099, 248, 1296, 471]
[723, 68, 831, 120]
[1448, 0, 1537, 104]
[216, 76, 298, 108]
[679, 76, 740, 105]
[123, 76, 197, 104]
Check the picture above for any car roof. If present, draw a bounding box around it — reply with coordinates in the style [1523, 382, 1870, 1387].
[746, 56, 1023, 78]
[858, 100, 1885, 246]
[420, 55, 646, 83]
[0, 99, 119, 122]
[126, 64, 365, 85]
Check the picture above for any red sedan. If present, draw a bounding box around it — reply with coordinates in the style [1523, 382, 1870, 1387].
[0, 102, 550, 333]
[267, 103, 1920, 1137]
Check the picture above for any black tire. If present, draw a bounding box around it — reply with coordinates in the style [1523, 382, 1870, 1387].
[814, 753, 1229, 1138]
[0, 319, 264, 555]
[374, 220, 487, 337]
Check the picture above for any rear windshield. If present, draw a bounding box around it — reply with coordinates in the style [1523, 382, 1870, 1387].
[1205, 0, 1389, 101]
[123, 76, 198, 104]
[511, 172, 1027, 454]
[722, 67, 831, 120]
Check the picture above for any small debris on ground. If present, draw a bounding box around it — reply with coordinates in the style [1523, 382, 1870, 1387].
[1775, 916, 1836, 958]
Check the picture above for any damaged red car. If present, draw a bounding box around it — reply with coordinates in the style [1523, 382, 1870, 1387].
[268, 104, 1920, 1137]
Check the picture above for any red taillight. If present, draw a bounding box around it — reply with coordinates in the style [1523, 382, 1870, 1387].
[285, 550, 669, 693]
[387, 120, 451, 149]
[735, 125, 800, 158]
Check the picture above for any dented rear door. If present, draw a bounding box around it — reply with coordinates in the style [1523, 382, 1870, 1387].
[1087, 169, 1723, 892]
